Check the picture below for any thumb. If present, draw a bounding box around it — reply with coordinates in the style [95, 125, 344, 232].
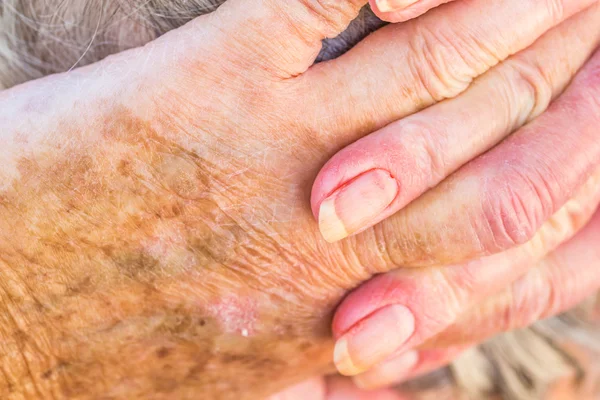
[211, 0, 367, 77]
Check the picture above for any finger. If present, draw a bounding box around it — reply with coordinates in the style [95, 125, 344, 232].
[373, 42, 600, 268]
[370, 0, 455, 22]
[208, 0, 366, 77]
[426, 206, 600, 349]
[268, 377, 327, 400]
[352, 210, 600, 390]
[304, 0, 596, 141]
[330, 172, 600, 376]
[345, 202, 600, 390]
[352, 346, 468, 390]
[312, 5, 600, 243]
[267, 375, 410, 399]
[325, 375, 410, 400]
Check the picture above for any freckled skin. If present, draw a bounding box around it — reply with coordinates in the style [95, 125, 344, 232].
[0, 114, 327, 399]
[0, 33, 397, 397]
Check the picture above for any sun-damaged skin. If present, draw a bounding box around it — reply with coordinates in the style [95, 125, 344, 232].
[0, 0, 598, 399]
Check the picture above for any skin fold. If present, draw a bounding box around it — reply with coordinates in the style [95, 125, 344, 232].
[1, 0, 600, 399]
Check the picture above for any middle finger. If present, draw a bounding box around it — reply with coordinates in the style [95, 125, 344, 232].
[312, 5, 600, 244]
[302, 0, 596, 144]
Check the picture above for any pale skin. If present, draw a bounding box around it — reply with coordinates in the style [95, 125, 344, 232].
[323, 1, 600, 393]
[1, 0, 600, 399]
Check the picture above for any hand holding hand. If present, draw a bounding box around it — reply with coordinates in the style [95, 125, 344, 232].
[0, 0, 596, 398]
[318, 3, 600, 389]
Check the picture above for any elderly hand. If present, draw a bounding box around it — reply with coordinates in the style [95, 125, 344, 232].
[314, 3, 600, 389]
[0, 0, 597, 398]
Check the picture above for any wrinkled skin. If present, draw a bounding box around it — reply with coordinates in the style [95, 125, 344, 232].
[1, 0, 600, 399]
[0, 10, 407, 399]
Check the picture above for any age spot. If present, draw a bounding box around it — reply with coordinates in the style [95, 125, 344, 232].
[156, 347, 171, 358]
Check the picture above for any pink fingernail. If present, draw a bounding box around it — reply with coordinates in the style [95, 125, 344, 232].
[318, 169, 398, 243]
[333, 305, 415, 376]
[375, 0, 419, 13]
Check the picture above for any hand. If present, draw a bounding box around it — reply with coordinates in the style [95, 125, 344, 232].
[0, 0, 595, 398]
[369, 0, 459, 23]
[269, 376, 409, 400]
[315, 4, 600, 388]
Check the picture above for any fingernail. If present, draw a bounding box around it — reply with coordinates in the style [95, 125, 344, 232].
[318, 169, 398, 243]
[353, 351, 419, 390]
[333, 305, 415, 376]
[375, 0, 419, 13]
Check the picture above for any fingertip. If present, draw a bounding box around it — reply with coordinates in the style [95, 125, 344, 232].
[317, 169, 398, 242]
[326, 376, 412, 400]
[369, 0, 454, 23]
[333, 304, 416, 378]
[369, 0, 419, 23]
[352, 351, 419, 390]
[332, 273, 405, 338]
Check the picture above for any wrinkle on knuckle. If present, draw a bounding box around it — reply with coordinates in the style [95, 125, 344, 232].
[507, 256, 575, 330]
[531, 183, 600, 257]
[395, 120, 448, 185]
[478, 165, 558, 253]
[374, 213, 434, 269]
[272, 0, 360, 42]
[544, 0, 566, 26]
[479, 187, 536, 252]
[505, 268, 548, 331]
[408, 23, 499, 101]
[393, 269, 468, 337]
[542, 260, 569, 318]
[501, 58, 554, 124]
[538, 252, 600, 320]
[427, 269, 468, 320]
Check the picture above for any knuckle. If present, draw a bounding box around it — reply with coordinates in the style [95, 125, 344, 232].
[544, 0, 565, 25]
[408, 270, 467, 332]
[532, 176, 600, 255]
[286, 0, 361, 38]
[415, 126, 448, 184]
[479, 167, 557, 252]
[538, 254, 600, 320]
[506, 257, 575, 331]
[428, 270, 467, 319]
[505, 269, 548, 330]
[502, 58, 554, 123]
[396, 120, 448, 184]
[542, 260, 571, 317]
[408, 24, 501, 101]
[481, 188, 539, 251]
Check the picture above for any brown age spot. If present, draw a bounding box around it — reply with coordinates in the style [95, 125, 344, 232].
[156, 347, 171, 358]
[153, 307, 218, 339]
[154, 152, 208, 200]
[117, 159, 133, 176]
[0, 102, 339, 399]
[297, 341, 312, 352]
[40, 361, 70, 380]
[66, 276, 94, 296]
[112, 251, 161, 279]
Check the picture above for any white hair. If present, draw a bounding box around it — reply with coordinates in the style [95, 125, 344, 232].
[0, 0, 383, 89]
